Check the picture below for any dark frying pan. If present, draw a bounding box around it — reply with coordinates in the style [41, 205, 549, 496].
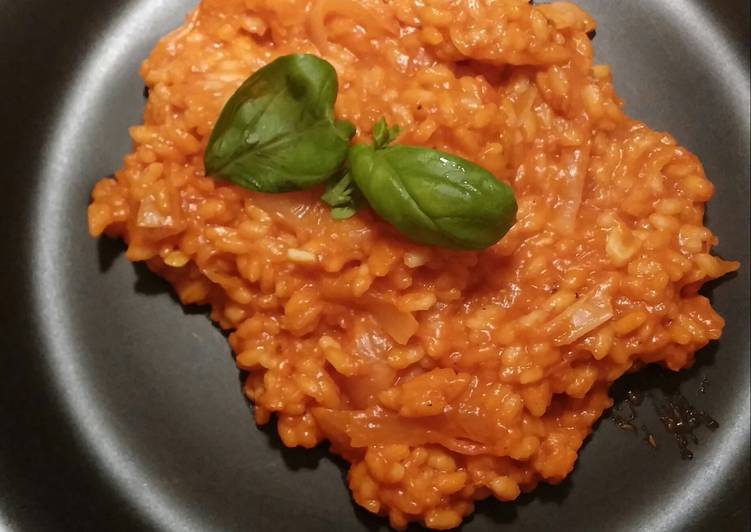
[0, 1, 748, 530]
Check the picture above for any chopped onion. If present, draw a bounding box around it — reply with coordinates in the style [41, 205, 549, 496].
[368, 302, 418, 345]
[554, 145, 590, 235]
[545, 280, 614, 346]
[137, 196, 173, 228]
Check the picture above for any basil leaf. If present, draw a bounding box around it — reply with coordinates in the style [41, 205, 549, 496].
[204, 54, 354, 192]
[349, 144, 517, 249]
[335, 120, 357, 140]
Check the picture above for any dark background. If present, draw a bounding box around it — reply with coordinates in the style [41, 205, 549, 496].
[1, 1, 748, 531]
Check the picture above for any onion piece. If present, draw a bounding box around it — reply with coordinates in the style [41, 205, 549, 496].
[554, 144, 591, 235]
[137, 196, 174, 228]
[545, 278, 615, 346]
[368, 302, 418, 345]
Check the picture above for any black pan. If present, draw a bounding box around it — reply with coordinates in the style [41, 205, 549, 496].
[0, 1, 748, 530]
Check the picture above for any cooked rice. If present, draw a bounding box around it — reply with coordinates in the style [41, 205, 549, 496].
[88, 0, 739, 529]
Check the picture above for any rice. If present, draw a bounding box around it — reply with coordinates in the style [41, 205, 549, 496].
[87, 0, 739, 529]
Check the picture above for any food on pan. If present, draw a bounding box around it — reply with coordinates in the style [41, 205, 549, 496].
[87, 0, 739, 529]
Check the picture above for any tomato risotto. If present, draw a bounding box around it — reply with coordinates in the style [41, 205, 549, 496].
[88, 0, 738, 528]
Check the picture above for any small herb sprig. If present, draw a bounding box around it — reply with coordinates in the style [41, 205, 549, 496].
[319, 118, 399, 220]
[204, 54, 517, 250]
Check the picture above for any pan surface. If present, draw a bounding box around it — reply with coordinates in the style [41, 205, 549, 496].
[0, 1, 748, 530]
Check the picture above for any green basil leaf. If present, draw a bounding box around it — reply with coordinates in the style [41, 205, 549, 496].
[349, 144, 517, 249]
[204, 54, 354, 192]
[335, 119, 357, 140]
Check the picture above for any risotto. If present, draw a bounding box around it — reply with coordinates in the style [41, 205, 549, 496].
[87, 0, 738, 529]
